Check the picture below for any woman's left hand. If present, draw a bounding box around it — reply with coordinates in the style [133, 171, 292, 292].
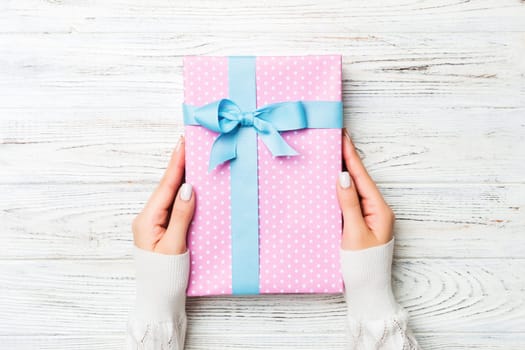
[132, 136, 195, 255]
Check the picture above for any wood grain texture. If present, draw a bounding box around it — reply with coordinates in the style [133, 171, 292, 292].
[1, 32, 524, 110]
[0, 183, 523, 259]
[2, 0, 525, 33]
[2, 334, 525, 350]
[1, 31, 524, 185]
[1, 0, 525, 348]
[1, 107, 525, 184]
[0, 259, 523, 337]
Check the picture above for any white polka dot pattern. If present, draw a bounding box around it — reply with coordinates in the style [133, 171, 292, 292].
[183, 55, 343, 296]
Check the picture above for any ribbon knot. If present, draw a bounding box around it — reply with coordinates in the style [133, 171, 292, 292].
[240, 111, 255, 126]
[188, 98, 307, 171]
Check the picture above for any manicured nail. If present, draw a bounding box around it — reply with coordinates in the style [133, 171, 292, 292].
[339, 171, 351, 189]
[175, 135, 184, 153]
[180, 183, 192, 201]
[343, 128, 351, 141]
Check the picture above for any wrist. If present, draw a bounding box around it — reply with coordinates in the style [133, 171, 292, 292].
[340, 237, 399, 320]
[133, 245, 190, 322]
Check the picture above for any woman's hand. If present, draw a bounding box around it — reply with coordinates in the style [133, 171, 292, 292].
[336, 129, 395, 250]
[132, 136, 195, 255]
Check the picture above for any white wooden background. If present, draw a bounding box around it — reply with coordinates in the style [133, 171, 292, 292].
[1, 0, 524, 349]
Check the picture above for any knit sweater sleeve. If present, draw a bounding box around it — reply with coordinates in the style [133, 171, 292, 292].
[126, 246, 190, 350]
[340, 238, 421, 349]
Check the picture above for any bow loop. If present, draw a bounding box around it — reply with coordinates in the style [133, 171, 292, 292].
[191, 98, 306, 171]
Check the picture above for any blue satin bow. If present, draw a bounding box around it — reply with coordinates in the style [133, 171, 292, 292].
[184, 99, 307, 171]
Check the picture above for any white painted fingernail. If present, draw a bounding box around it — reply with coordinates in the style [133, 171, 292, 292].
[343, 128, 351, 141]
[175, 135, 184, 152]
[339, 172, 351, 189]
[180, 183, 192, 201]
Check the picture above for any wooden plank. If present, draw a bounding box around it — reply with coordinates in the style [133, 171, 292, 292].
[416, 333, 525, 350]
[1, 107, 524, 184]
[0, 183, 522, 259]
[0, 258, 523, 339]
[0, 32, 523, 110]
[1, 333, 525, 350]
[2, 0, 525, 33]
[2, 33, 523, 183]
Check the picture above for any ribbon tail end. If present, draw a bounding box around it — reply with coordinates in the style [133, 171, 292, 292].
[208, 159, 222, 173]
[278, 144, 300, 158]
[208, 155, 236, 173]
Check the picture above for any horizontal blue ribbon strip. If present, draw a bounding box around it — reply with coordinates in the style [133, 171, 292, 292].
[183, 100, 343, 171]
[182, 56, 342, 295]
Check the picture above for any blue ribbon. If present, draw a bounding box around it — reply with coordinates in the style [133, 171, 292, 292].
[182, 56, 342, 294]
[183, 99, 343, 171]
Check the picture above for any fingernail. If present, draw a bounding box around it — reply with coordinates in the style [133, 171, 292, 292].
[343, 128, 351, 141]
[339, 171, 351, 189]
[180, 183, 192, 201]
[175, 135, 184, 153]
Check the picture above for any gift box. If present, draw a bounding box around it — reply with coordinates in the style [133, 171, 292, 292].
[183, 55, 343, 296]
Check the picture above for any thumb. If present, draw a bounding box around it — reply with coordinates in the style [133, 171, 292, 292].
[336, 172, 371, 249]
[155, 183, 196, 255]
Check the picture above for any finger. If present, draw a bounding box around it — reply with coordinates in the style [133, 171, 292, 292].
[336, 171, 369, 238]
[156, 183, 196, 255]
[145, 135, 186, 213]
[342, 129, 385, 205]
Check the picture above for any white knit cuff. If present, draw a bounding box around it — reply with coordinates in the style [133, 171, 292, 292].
[133, 246, 190, 323]
[340, 238, 399, 320]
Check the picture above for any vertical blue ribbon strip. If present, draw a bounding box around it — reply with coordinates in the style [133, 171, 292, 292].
[228, 57, 260, 294]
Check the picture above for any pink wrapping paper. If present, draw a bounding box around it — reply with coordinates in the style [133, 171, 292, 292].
[184, 55, 343, 296]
